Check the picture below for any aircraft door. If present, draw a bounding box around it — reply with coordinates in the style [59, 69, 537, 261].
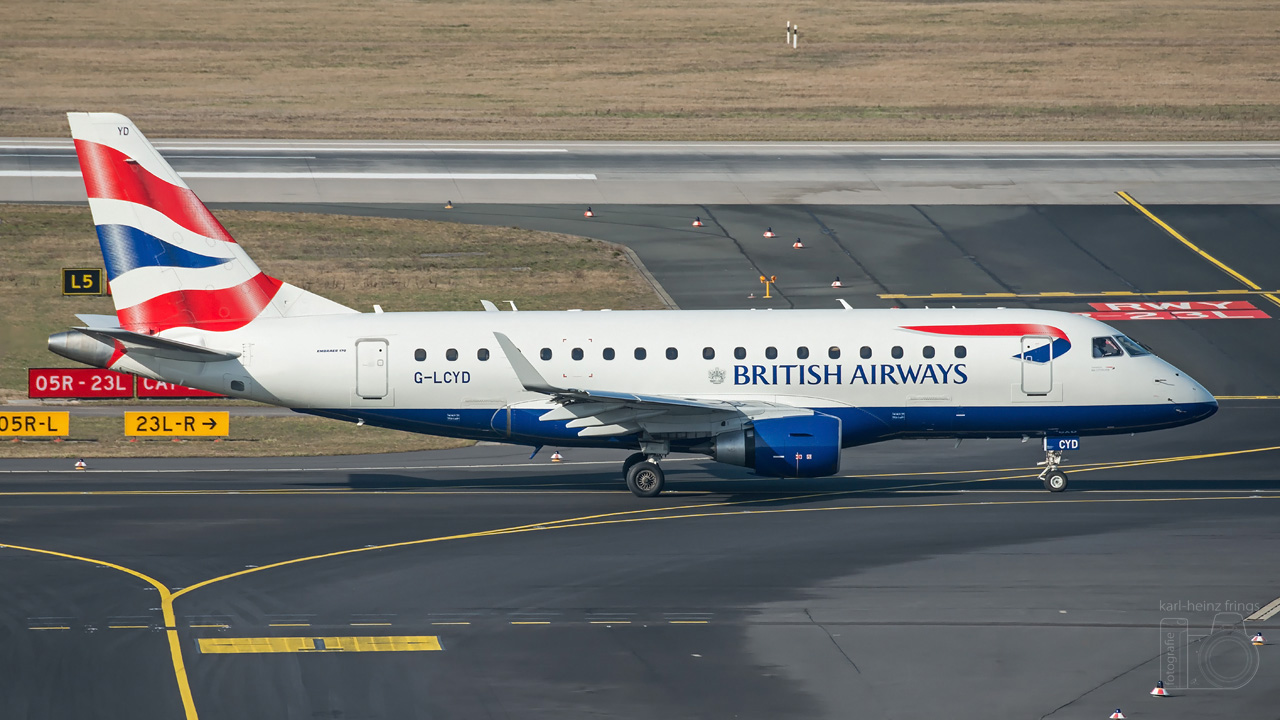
[1020, 335, 1053, 395]
[356, 340, 389, 399]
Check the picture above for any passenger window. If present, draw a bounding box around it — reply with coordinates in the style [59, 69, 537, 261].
[603, 347, 615, 360]
[703, 347, 715, 360]
[828, 346, 840, 359]
[572, 348, 584, 361]
[666, 347, 678, 360]
[1092, 336, 1124, 358]
[954, 345, 967, 359]
[634, 347, 647, 360]
[923, 346, 935, 359]
[734, 347, 746, 360]
[766, 346, 778, 360]
[414, 348, 426, 362]
[891, 346, 903, 359]
[446, 348, 459, 361]
[797, 346, 809, 360]
[477, 348, 490, 361]
[860, 346, 872, 359]
[1114, 335, 1151, 356]
[540, 348, 552, 361]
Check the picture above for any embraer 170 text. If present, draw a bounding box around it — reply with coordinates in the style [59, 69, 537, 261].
[50, 113, 1218, 496]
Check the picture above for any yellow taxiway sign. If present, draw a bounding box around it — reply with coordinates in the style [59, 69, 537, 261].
[125, 411, 229, 437]
[0, 412, 70, 436]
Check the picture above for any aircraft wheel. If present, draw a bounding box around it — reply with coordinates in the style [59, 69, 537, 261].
[1043, 471, 1068, 493]
[626, 461, 664, 498]
[622, 452, 647, 476]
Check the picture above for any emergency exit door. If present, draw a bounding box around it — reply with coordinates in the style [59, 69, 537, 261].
[356, 340, 388, 398]
[1019, 335, 1053, 395]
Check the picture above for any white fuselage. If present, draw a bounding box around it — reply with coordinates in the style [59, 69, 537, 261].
[106, 307, 1218, 453]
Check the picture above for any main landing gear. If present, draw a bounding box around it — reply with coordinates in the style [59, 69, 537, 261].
[623, 440, 669, 497]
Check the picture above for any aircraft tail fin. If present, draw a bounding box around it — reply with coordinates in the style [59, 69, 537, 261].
[67, 112, 355, 334]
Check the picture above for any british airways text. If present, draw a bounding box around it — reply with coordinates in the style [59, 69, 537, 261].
[733, 364, 967, 386]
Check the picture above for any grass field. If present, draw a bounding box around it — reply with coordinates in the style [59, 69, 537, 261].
[3, 1, 1278, 141]
[0, 203, 663, 456]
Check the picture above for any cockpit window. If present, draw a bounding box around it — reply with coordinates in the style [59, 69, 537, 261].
[1092, 336, 1124, 358]
[1114, 335, 1151, 357]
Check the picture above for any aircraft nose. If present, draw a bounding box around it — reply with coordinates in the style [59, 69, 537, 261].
[1178, 370, 1218, 418]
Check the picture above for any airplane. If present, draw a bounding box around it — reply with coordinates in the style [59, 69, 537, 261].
[49, 112, 1219, 496]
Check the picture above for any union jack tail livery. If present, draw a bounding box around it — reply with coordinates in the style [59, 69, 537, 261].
[68, 112, 353, 334]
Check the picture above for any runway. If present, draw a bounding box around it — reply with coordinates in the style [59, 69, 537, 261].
[4, 138, 1280, 204]
[4, 139, 1280, 718]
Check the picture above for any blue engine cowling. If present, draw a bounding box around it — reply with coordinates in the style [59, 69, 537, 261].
[711, 413, 842, 478]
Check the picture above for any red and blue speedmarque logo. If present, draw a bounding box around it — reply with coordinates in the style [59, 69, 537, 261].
[902, 323, 1071, 364]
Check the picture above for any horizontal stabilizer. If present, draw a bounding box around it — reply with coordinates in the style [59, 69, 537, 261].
[75, 313, 123, 329]
[74, 327, 241, 362]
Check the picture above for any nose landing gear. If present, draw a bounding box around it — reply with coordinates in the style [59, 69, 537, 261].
[1038, 435, 1076, 492]
[1039, 451, 1068, 492]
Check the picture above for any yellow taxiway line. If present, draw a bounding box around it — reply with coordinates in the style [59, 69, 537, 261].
[1117, 190, 1280, 309]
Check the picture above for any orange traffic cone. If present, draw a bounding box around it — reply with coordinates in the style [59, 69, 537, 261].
[444, 200, 454, 209]
[74, 459, 86, 470]
[1252, 632, 1265, 645]
[763, 227, 776, 238]
[692, 217, 704, 227]
[792, 239, 804, 249]
[583, 207, 595, 218]
[831, 277, 843, 288]
[1150, 681, 1169, 697]
[1109, 710, 1125, 719]
[551, 450, 563, 462]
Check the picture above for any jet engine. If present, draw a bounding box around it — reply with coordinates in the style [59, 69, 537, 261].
[709, 413, 841, 478]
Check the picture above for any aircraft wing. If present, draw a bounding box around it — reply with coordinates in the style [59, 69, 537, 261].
[494, 332, 811, 437]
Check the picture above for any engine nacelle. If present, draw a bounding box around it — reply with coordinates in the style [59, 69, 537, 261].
[48, 330, 115, 368]
[710, 413, 842, 478]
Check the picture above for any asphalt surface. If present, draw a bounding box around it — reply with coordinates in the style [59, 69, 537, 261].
[2, 409, 1280, 720]
[4, 142, 1280, 718]
[5, 139, 1280, 204]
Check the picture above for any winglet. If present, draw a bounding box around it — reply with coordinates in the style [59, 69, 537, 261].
[494, 332, 561, 394]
